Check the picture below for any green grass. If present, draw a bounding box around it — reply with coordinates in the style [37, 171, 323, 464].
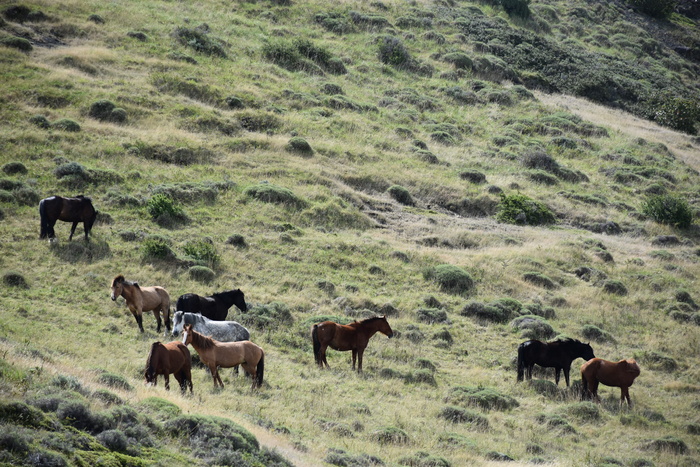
[1, 0, 699, 465]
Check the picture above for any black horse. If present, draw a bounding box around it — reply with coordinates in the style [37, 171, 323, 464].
[39, 195, 97, 241]
[175, 289, 247, 321]
[517, 338, 595, 386]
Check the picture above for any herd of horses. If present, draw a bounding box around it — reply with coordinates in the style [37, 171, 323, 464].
[45, 194, 642, 405]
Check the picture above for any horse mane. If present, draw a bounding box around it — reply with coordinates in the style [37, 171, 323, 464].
[190, 329, 216, 350]
[112, 274, 125, 286]
[550, 337, 582, 345]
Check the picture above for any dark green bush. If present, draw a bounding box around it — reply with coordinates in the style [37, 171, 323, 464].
[97, 373, 133, 391]
[183, 239, 219, 268]
[29, 115, 50, 129]
[496, 193, 555, 225]
[315, 13, 353, 35]
[172, 26, 227, 57]
[424, 264, 474, 295]
[387, 185, 414, 206]
[97, 429, 128, 452]
[642, 436, 688, 454]
[628, 0, 677, 18]
[501, 0, 531, 18]
[3, 271, 28, 289]
[286, 137, 313, 154]
[378, 36, 412, 69]
[398, 451, 450, 467]
[238, 110, 282, 133]
[369, 426, 409, 445]
[581, 324, 615, 343]
[511, 315, 555, 339]
[1, 36, 32, 52]
[602, 280, 628, 296]
[0, 402, 56, 430]
[446, 386, 519, 411]
[523, 272, 556, 289]
[439, 406, 489, 427]
[416, 308, 448, 324]
[244, 183, 306, 208]
[653, 96, 699, 135]
[189, 266, 216, 283]
[226, 234, 247, 248]
[461, 301, 512, 323]
[240, 302, 293, 329]
[443, 52, 472, 70]
[147, 194, 189, 226]
[641, 194, 693, 228]
[51, 119, 81, 132]
[2, 162, 27, 175]
[142, 235, 176, 261]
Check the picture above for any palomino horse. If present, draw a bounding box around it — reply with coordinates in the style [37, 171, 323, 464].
[175, 289, 247, 321]
[181, 323, 264, 390]
[581, 358, 640, 407]
[110, 275, 171, 334]
[311, 316, 393, 373]
[39, 195, 97, 241]
[517, 338, 595, 386]
[144, 341, 193, 394]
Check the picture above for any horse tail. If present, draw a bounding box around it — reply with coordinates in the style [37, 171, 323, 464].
[516, 343, 526, 382]
[39, 198, 48, 238]
[255, 351, 264, 388]
[312, 324, 321, 365]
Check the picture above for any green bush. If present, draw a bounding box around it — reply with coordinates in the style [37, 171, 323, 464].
[581, 324, 615, 343]
[2, 162, 27, 175]
[425, 264, 474, 295]
[387, 185, 414, 206]
[641, 195, 693, 228]
[183, 239, 219, 268]
[147, 194, 188, 226]
[628, 0, 677, 18]
[29, 115, 50, 129]
[369, 426, 409, 445]
[523, 272, 556, 289]
[438, 406, 489, 427]
[501, 0, 531, 18]
[378, 36, 412, 69]
[240, 302, 293, 329]
[461, 301, 513, 323]
[398, 452, 450, 467]
[142, 235, 175, 261]
[416, 308, 448, 324]
[3, 271, 28, 289]
[0, 36, 32, 52]
[496, 193, 555, 225]
[602, 280, 628, 296]
[51, 119, 81, 132]
[97, 372, 133, 391]
[238, 110, 282, 133]
[172, 26, 227, 57]
[446, 386, 519, 411]
[285, 137, 313, 154]
[244, 183, 306, 208]
[189, 265, 216, 283]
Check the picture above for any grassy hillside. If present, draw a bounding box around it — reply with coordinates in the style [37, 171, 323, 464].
[1, 0, 699, 465]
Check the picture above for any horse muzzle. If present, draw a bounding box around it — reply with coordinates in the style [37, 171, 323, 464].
[110, 294, 116, 301]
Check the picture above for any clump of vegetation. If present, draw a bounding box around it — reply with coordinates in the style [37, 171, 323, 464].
[369, 426, 409, 445]
[602, 280, 628, 296]
[562, 402, 600, 422]
[496, 193, 555, 225]
[387, 185, 414, 206]
[446, 386, 519, 411]
[325, 448, 383, 467]
[511, 315, 555, 339]
[172, 25, 227, 57]
[416, 308, 448, 324]
[285, 137, 313, 155]
[97, 372, 133, 391]
[146, 194, 189, 227]
[461, 301, 512, 323]
[51, 118, 81, 132]
[641, 436, 688, 454]
[628, 0, 677, 18]
[424, 264, 474, 295]
[634, 350, 678, 372]
[262, 38, 346, 74]
[2, 162, 27, 175]
[641, 194, 693, 228]
[88, 99, 127, 123]
[581, 324, 615, 343]
[183, 239, 220, 268]
[243, 183, 306, 208]
[226, 234, 247, 248]
[439, 406, 489, 427]
[142, 235, 176, 261]
[0, 36, 32, 52]
[240, 302, 293, 329]
[238, 110, 282, 132]
[189, 265, 216, 283]
[523, 272, 557, 289]
[3, 271, 28, 289]
[398, 451, 450, 467]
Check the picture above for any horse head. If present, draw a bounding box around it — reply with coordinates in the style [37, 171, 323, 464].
[580, 342, 596, 361]
[378, 316, 394, 338]
[171, 311, 184, 337]
[182, 323, 193, 346]
[110, 275, 125, 300]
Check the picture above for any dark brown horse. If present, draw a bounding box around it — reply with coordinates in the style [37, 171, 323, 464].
[111, 275, 171, 334]
[175, 289, 247, 321]
[144, 341, 193, 394]
[181, 323, 264, 390]
[581, 358, 640, 407]
[311, 316, 393, 373]
[517, 338, 595, 386]
[39, 195, 97, 241]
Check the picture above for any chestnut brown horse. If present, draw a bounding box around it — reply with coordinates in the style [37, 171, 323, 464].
[110, 275, 171, 334]
[581, 358, 640, 407]
[181, 324, 264, 390]
[311, 316, 393, 373]
[144, 341, 193, 394]
[39, 195, 97, 241]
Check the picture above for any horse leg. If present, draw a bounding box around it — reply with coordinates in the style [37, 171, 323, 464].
[351, 349, 357, 371]
[131, 307, 145, 332]
[621, 387, 632, 408]
[153, 309, 162, 334]
[69, 221, 78, 241]
[526, 365, 533, 380]
[320, 345, 330, 369]
[564, 366, 571, 387]
[357, 349, 364, 373]
[555, 368, 561, 385]
[164, 374, 170, 391]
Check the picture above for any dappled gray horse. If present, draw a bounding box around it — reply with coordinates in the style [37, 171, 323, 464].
[171, 311, 249, 342]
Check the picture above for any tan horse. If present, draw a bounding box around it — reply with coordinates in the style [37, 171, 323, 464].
[311, 316, 393, 373]
[581, 358, 640, 407]
[110, 275, 171, 334]
[182, 323, 264, 390]
[144, 341, 193, 394]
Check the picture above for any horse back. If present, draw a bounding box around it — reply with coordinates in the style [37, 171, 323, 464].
[318, 321, 360, 351]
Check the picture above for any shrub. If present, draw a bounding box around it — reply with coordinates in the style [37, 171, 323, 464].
[641, 436, 688, 454]
[425, 264, 474, 295]
[581, 324, 615, 343]
[602, 280, 628, 296]
[443, 52, 472, 70]
[398, 451, 450, 467]
[0, 36, 32, 52]
[3, 271, 28, 289]
[635, 350, 677, 372]
[285, 137, 313, 155]
[97, 373, 133, 391]
[628, 0, 677, 18]
[146, 194, 189, 226]
[29, 115, 50, 129]
[0, 402, 56, 430]
[238, 110, 282, 132]
[0, 431, 29, 455]
[496, 193, 555, 225]
[142, 235, 175, 261]
[89, 100, 127, 123]
[653, 95, 699, 134]
[93, 389, 123, 405]
[172, 26, 227, 57]
[523, 272, 556, 289]
[501, 0, 531, 18]
[416, 308, 448, 324]
[438, 406, 490, 427]
[226, 234, 247, 248]
[387, 185, 414, 206]
[459, 170, 486, 184]
[641, 195, 693, 228]
[240, 302, 293, 329]
[51, 119, 81, 132]
[378, 36, 412, 69]
[2, 162, 27, 175]
[511, 315, 555, 340]
[243, 183, 306, 208]
[189, 266, 216, 283]
[446, 386, 519, 411]
[461, 301, 513, 323]
[183, 239, 219, 268]
[369, 426, 409, 445]
[97, 429, 128, 452]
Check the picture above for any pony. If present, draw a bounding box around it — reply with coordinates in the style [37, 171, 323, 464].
[110, 275, 171, 334]
[171, 311, 250, 342]
[581, 358, 640, 408]
[517, 338, 595, 386]
[144, 341, 193, 394]
[181, 324, 264, 390]
[39, 195, 97, 241]
[311, 316, 393, 373]
[175, 289, 247, 321]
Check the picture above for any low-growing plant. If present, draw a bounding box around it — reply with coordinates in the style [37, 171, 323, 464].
[243, 183, 306, 208]
[3, 271, 28, 289]
[602, 280, 628, 296]
[51, 119, 81, 132]
[0, 36, 32, 52]
[226, 234, 247, 248]
[172, 26, 227, 57]
[146, 194, 189, 227]
[424, 264, 474, 295]
[97, 372, 133, 391]
[240, 302, 293, 329]
[183, 239, 219, 268]
[581, 324, 615, 343]
[369, 426, 409, 445]
[446, 386, 519, 411]
[496, 193, 555, 225]
[285, 137, 313, 155]
[511, 315, 555, 339]
[142, 235, 175, 261]
[641, 194, 693, 228]
[398, 451, 450, 467]
[189, 265, 216, 283]
[2, 162, 27, 175]
[438, 405, 489, 427]
[523, 272, 557, 289]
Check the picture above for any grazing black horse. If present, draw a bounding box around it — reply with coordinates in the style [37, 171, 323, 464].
[175, 289, 247, 321]
[39, 195, 97, 241]
[517, 338, 595, 386]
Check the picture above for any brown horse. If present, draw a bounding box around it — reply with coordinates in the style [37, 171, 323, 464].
[581, 358, 640, 407]
[181, 323, 264, 390]
[144, 341, 193, 394]
[311, 316, 393, 373]
[110, 275, 171, 334]
[39, 195, 97, 241]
